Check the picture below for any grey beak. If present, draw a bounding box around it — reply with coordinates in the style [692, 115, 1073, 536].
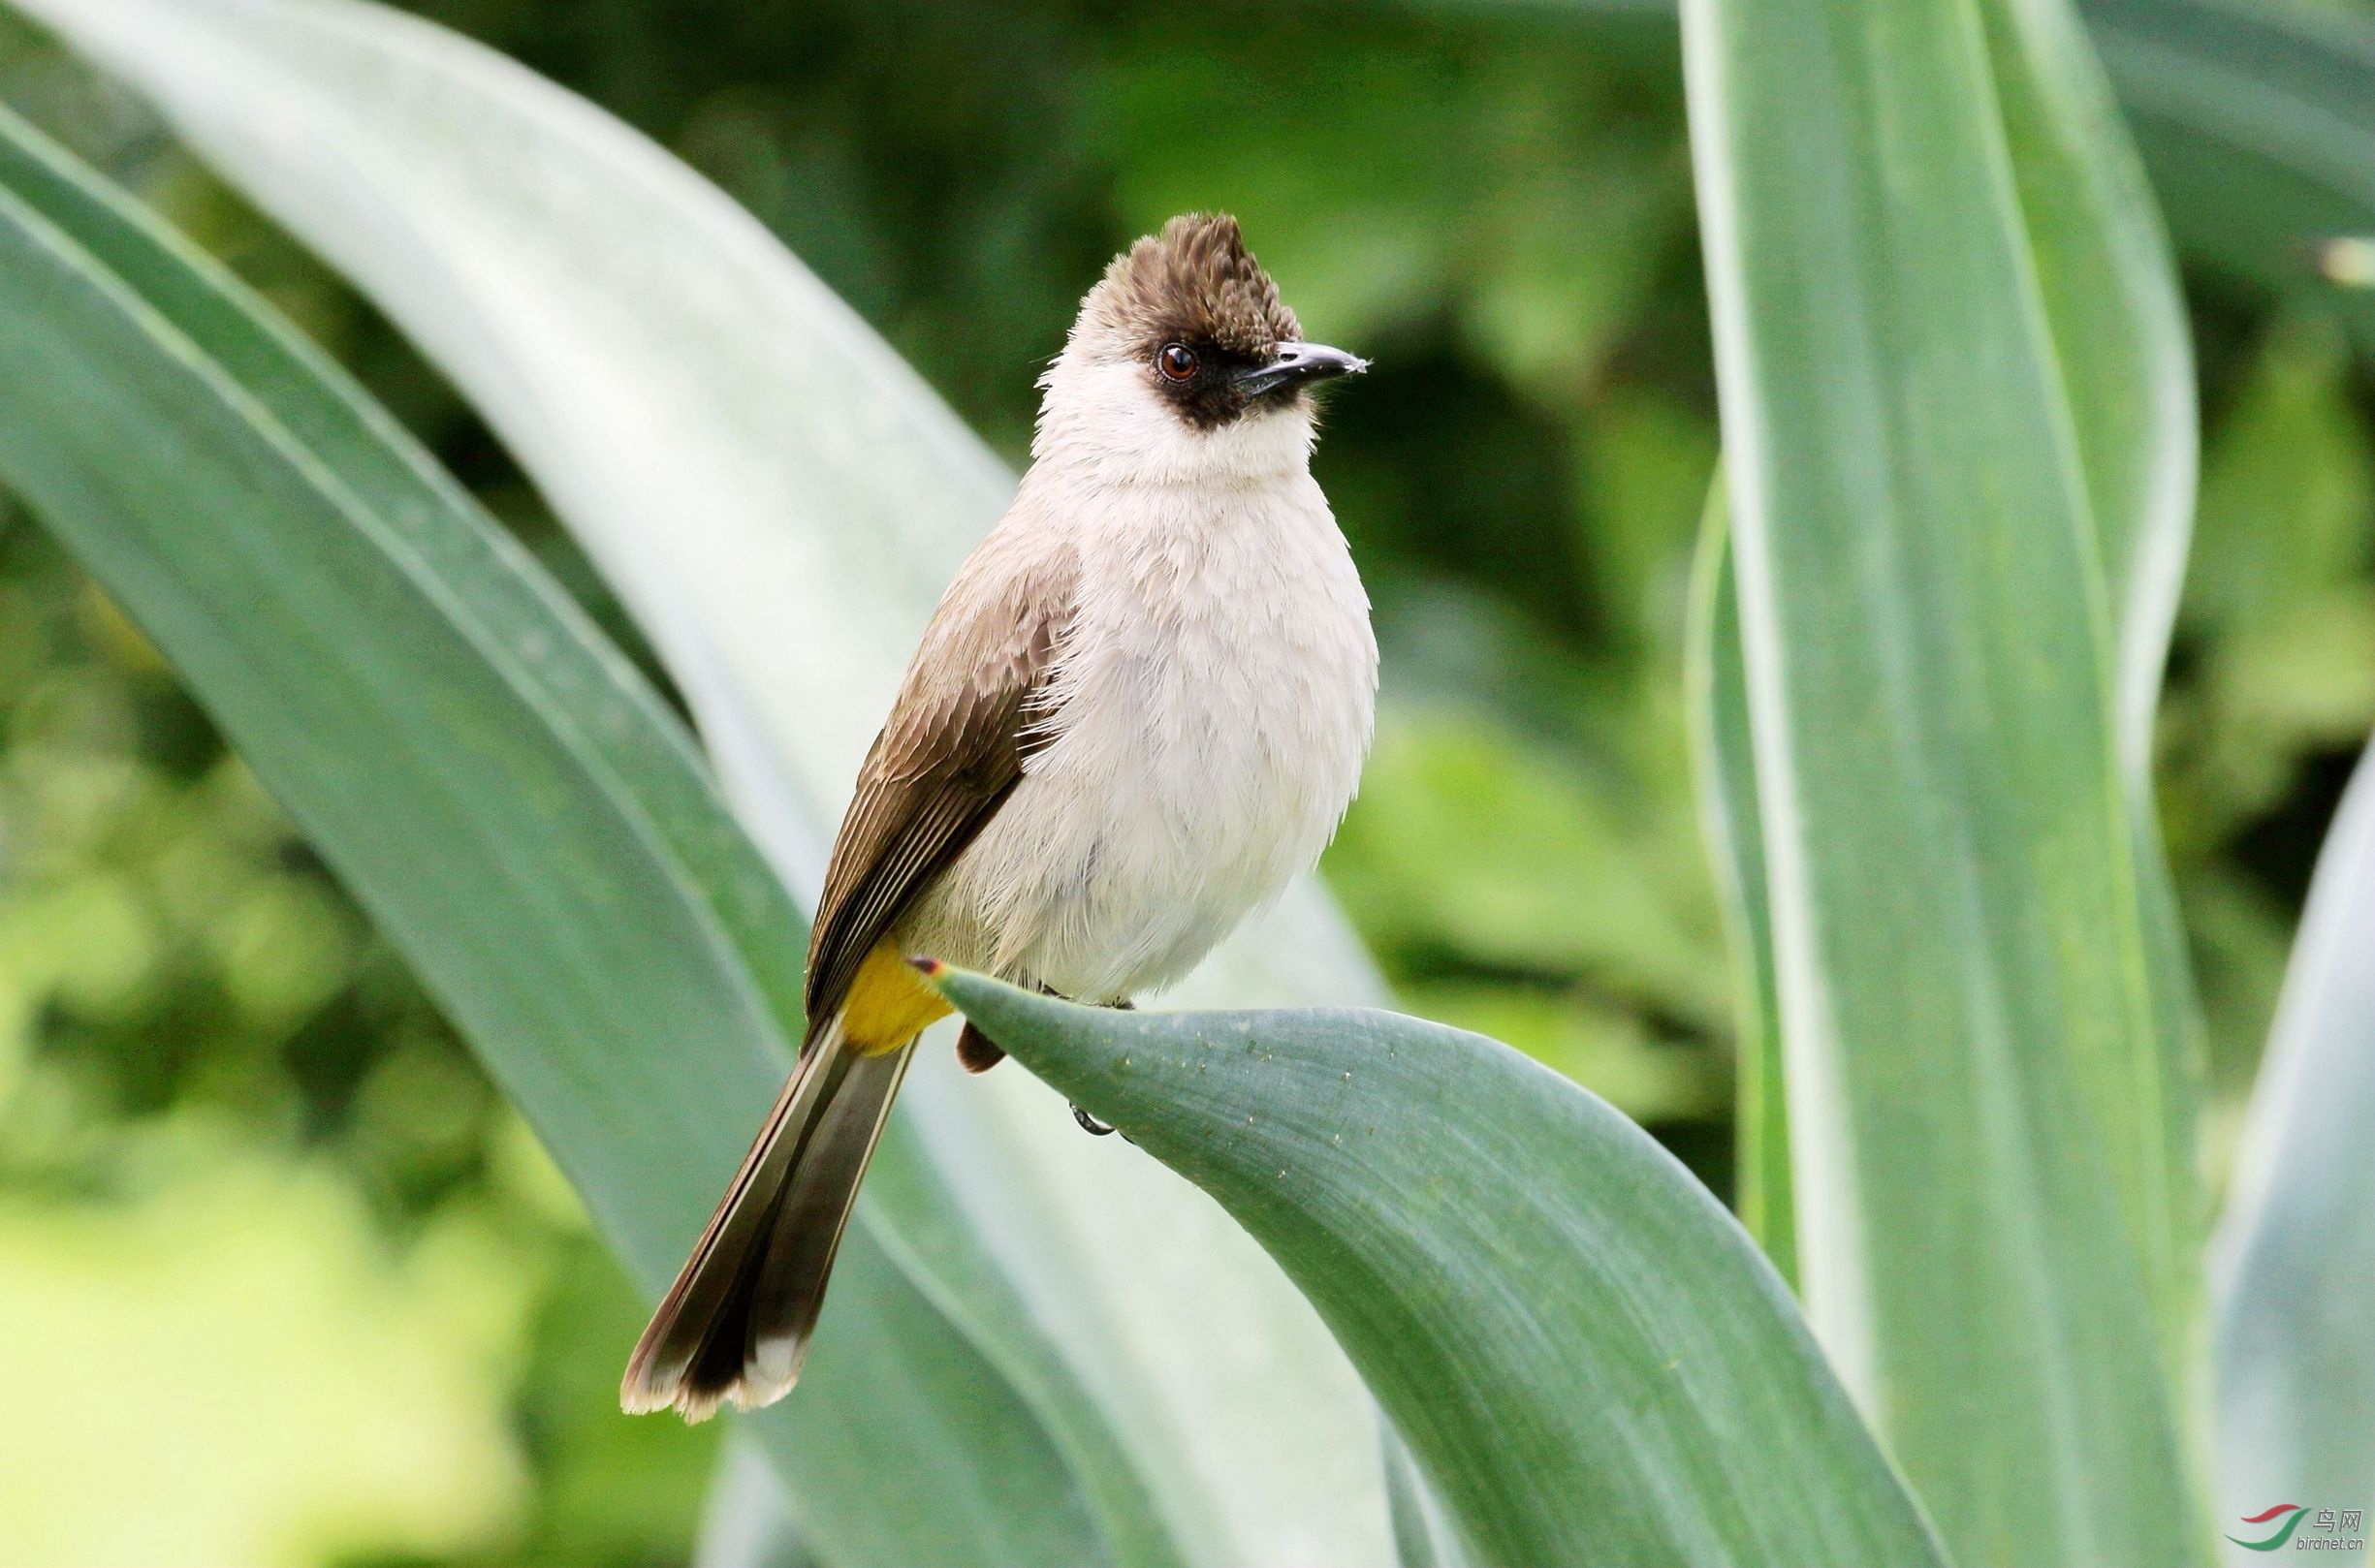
[1236, 341, 1369, 398]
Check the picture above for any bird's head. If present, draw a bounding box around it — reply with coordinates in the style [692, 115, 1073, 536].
[1034, 213, 1366, 484]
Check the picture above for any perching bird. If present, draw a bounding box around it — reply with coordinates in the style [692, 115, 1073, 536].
[621, 213, 1378, 1422]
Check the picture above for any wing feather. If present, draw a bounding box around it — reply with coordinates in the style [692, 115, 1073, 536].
[802, 531, 1075, 1034]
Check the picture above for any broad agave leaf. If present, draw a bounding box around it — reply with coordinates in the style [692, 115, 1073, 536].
[8, 0, 1396, 1561]
[2213, 736, 2375, 1557]
[1679, 0, 2209, 1561]
[0, 101, 1125, 1568]
[922, 969, 1951, 1568]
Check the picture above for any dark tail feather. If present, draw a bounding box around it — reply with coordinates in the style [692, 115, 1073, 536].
[621, 1018, 914, 1422]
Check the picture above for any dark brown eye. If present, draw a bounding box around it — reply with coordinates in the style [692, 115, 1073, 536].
[1156, 342, 1198, 382]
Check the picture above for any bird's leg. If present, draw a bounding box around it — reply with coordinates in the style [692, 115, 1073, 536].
[958, 985, 1131, 1136]
[955, 1021, 1006, 1074]
[1069, 995, 1133, 1137]
[953, 978, 1045, 1073]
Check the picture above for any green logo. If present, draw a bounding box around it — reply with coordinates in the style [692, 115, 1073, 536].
[2230, 1505, 2308, 1552]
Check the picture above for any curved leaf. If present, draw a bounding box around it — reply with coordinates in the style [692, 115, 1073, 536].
[1998, 0, 2201, 771]
[1680, 0, 2208, 1560]
[922, 969, 1949, 1568]
[1684, 486, 1790, 1285]
[0, 101, 1124, 1568]
[2213, 734, 2375, 1551]
[7, 1, 1397, 1561]
[1380, 1420, 1474, 1568]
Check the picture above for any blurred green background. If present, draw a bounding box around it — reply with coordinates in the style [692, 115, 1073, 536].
[0, 2, 2365, 1563]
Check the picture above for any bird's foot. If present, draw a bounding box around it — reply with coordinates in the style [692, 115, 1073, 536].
[1074, 997, 1133, 1133]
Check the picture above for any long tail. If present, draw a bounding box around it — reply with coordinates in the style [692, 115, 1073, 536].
[621, 1016, 914, 1422]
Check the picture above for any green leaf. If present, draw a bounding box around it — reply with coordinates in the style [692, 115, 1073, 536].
[1684, 483, 1790, 1286]
[2085, 0, 2375, 346]
[1679, 0, 2208, 1559]
[2000, 0, 2201, 769]
[1488, 0, 2375, 358]
[2214, 735, 2375, 1544]
[11, 1, 1397, 1561]
[695, 1445, 818, 1568]
[1380, 1421, 1473, 1568]
[0, 99, 1125, 1568]
[922, 969, 1949, 1568]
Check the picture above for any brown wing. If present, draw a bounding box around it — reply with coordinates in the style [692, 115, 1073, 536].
[802, 533, 1075, 1035]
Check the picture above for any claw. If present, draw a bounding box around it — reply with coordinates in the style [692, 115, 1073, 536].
[1071, 1104, 1117, 1137]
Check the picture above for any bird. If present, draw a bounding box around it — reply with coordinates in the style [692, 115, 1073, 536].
[620, 212, 1378, 1423]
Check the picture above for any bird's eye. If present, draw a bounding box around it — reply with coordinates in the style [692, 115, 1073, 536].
[1156, 342, 1198, 382]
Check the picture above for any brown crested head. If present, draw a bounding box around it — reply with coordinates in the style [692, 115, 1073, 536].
[1089, 212, 1300, 360]
[1070, 213, 1362, 431]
